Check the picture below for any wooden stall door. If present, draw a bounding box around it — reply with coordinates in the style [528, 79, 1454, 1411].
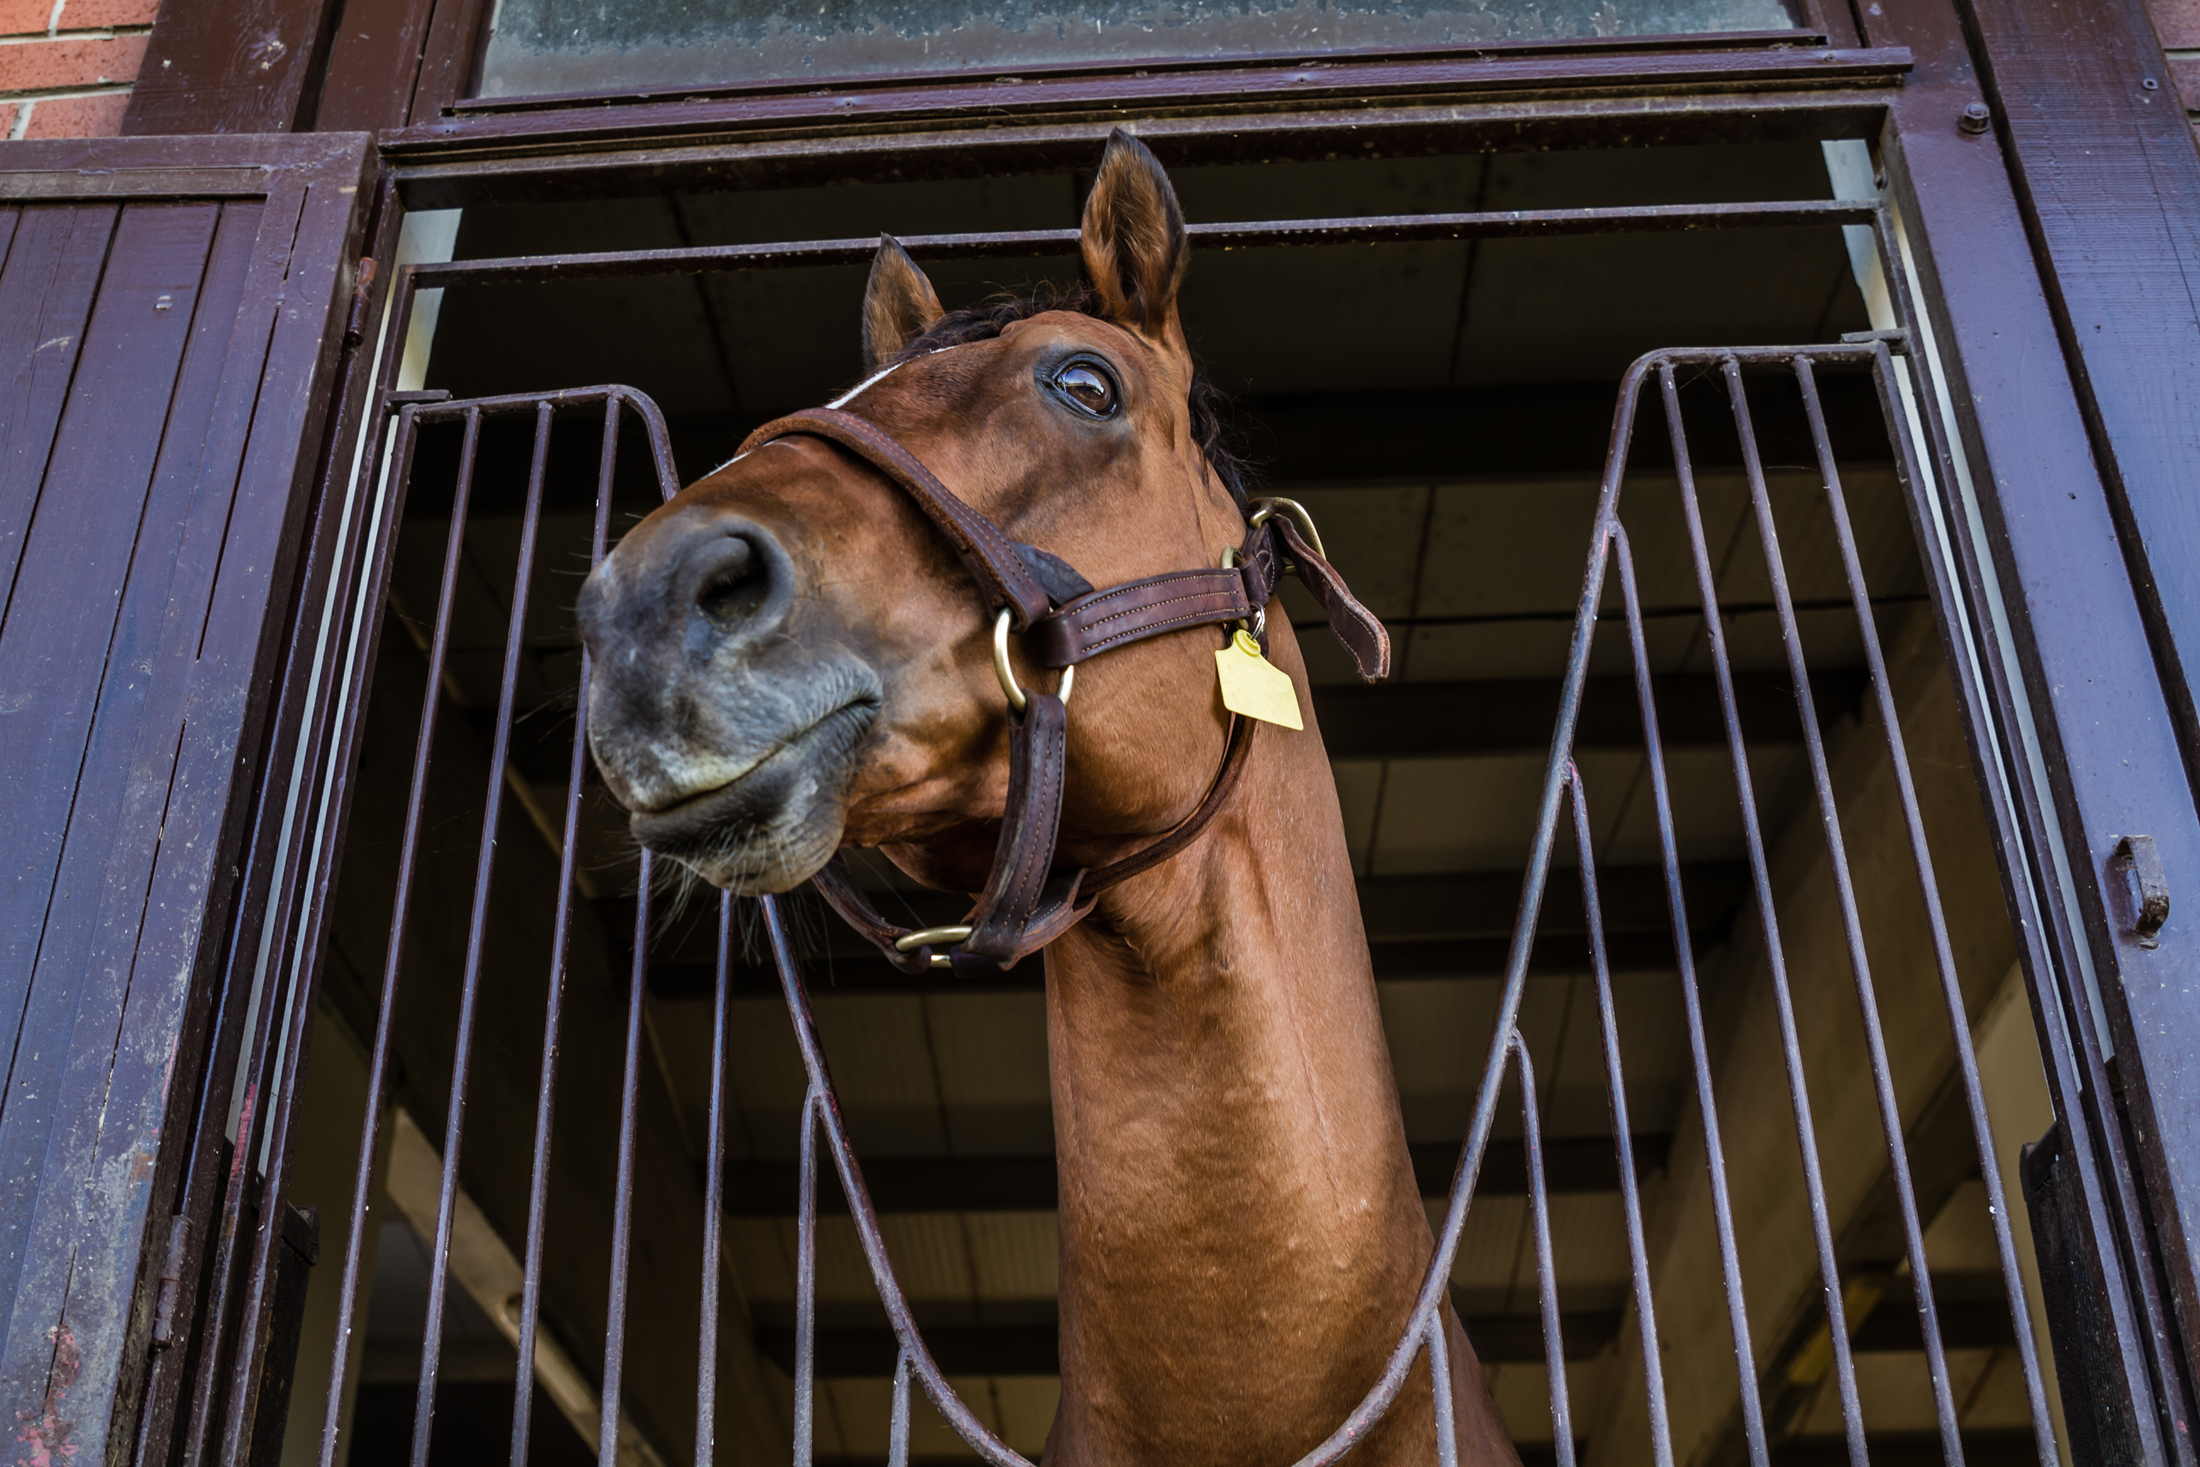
[0, 134, 370, 1462]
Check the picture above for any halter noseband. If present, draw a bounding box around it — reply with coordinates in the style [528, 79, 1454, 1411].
[734, 406, 1390, 979]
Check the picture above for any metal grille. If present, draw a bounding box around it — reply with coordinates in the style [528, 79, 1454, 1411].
[265, 330, 2072, 1467]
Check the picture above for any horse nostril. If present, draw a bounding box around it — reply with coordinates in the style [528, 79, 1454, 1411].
[694, 534, 770, 628]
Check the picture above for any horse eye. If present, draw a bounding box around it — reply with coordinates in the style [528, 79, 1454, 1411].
[1053, 362, 1119, 418]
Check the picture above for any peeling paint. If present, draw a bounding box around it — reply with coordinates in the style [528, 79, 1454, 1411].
[14, 1324, 80, 1466]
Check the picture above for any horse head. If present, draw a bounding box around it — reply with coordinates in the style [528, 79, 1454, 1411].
[577, 129, 1251, 903]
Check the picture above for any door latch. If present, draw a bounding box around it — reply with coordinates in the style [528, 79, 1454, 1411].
[2110, 834, 2170, 949]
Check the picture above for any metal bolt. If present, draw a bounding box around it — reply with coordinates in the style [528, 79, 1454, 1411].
[2144, 76, 2161, 90]
[1959, 101, 1992, 134]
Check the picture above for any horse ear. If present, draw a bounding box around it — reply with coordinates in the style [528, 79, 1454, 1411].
[862, 235, 945, 373]
[1080, 129, 1189, 340]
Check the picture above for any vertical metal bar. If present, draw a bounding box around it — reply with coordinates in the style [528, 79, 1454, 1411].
[1426, 1311, 1459, 1467]
[796, 1083, 821, 1467]
[1607, 519, 1768, 1466]
[1662, 362, 1868, 1467]
[511, 396, 624, 1467]
[889, 1348, 912, 1467]
[1722, 356, 1965, 1465]
[1798, 354, 2055, 1458]
[317, 403, 479, 1467]
[1562, 755, 1673, 1467]
[413, 397, 557, 1467]
[1512, 1027, 1574, 1467]
[697, 888, 734, 1467]
[758, 894, 1032, 1467]
[599, 847, 655, 1467]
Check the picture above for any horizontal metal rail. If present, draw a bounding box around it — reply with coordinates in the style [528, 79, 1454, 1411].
[405, 200, 1879, 289]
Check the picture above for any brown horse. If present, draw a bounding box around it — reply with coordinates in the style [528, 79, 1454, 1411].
[577, 131, 1521, 1467]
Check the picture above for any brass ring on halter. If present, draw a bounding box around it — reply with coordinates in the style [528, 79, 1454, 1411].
[1218, 545, 1266, 639]
[992, 607, 1074, 714]
[1248, 497, 1327, 560]
[894, 924, 973, 969]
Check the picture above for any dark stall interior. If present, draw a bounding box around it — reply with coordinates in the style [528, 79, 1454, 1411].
[274, 137, 2065, 1467]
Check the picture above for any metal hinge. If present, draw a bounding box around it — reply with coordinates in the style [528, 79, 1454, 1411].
[2111, 834, 2171, 949]
[342, 256, 379, 347]
[149, 1214, 191, 1350]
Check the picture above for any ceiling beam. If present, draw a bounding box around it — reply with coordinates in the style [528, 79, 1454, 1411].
[1314, 670, 1865, 762]
[721, 1135, 1674, 1217]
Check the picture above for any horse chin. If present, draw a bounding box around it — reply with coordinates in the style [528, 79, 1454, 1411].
[626, 701, 876, 895]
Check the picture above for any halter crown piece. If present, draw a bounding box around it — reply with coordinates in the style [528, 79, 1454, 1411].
[734, 407, 1391, 978]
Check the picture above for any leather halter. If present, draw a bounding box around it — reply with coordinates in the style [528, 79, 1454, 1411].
[735, 406, 1390, 979]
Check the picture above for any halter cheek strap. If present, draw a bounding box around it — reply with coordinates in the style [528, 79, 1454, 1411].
[734, 406, 1389, 977]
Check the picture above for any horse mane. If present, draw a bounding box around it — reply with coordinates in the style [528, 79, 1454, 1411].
[890, 282, 1254, 508]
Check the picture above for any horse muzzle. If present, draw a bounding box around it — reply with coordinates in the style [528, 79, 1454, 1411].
[576, 503, 881, 891]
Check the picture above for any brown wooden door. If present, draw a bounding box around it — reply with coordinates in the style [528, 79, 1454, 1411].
[0, 133, 371, 1463]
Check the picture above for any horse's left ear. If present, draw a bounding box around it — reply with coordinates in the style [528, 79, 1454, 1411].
[1081, 129, 1189, 342]
[862, 235, 946, 373]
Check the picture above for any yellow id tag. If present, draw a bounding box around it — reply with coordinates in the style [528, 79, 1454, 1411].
[1215, 628, 1304, 730]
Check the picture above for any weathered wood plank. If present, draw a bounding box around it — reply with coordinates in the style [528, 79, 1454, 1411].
[0, 205, 117, 620]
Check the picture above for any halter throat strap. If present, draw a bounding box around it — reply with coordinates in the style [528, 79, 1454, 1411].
[734, 406, 1388, 977]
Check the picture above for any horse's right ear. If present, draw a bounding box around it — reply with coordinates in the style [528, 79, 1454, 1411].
[1081, 128, 1189, 342]
[862, 235, 945, 373]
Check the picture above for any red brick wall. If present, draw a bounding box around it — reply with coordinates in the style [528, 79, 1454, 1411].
[0, 0, 154, 139]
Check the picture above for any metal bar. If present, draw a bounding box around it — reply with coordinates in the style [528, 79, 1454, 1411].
[796, 1082, 821, 1467]
[1564, 754, 1676, 1467]
[1661, 360, 1868, 1467]
[414, 397, 555, 1467]
[317, 402, 477, 1467]
[1427, 1310, 1458, 1467]
[599, 848, 655, 1467]
[1512, 1027, 1575, 1467]
[890, 1348, 912, 1467]
[511, 395, 624, 1467]
[1282, 353, 1662, 1467]
[760, 894, 1035, 1467]
[405, 201, 1879, 290]
[1722, 355, 1966, 1464]
[698, 889, 733, 1467]
[1605, 520, 1766, 1467]
[1801, 358, 2057, 1466]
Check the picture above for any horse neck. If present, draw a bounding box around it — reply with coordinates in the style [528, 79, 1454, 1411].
[1041, 706, 1431, 1394]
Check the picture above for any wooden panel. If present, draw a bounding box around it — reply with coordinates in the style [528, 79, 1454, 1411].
[122, 0, 343, 134]
[0, 134, 370, 1464]
[313, 0, 438, 132]
[0, 205, 116, 613]
[1959, 0, 2200, 1378]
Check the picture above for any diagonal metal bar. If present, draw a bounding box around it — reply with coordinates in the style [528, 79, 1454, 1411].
[1564, 754, 1676, 1465]
[1606, 519, 1768, 1467]
[1512, 1026, 1576, 1467]
[599, 848, 655, 1467]
[1723, 356, 1965, 1465]
[1664, 360, 1867, 1467]
[414, 398, 555, 1467]
[316, 402, 476, 1467]
[511, 393, 621, 1467]
[698, 888, 734, 1467]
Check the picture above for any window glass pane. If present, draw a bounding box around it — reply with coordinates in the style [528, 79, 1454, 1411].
[476, 0, 1802, 99]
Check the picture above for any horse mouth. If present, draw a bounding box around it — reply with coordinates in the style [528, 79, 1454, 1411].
[627, 699, 878, 887]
